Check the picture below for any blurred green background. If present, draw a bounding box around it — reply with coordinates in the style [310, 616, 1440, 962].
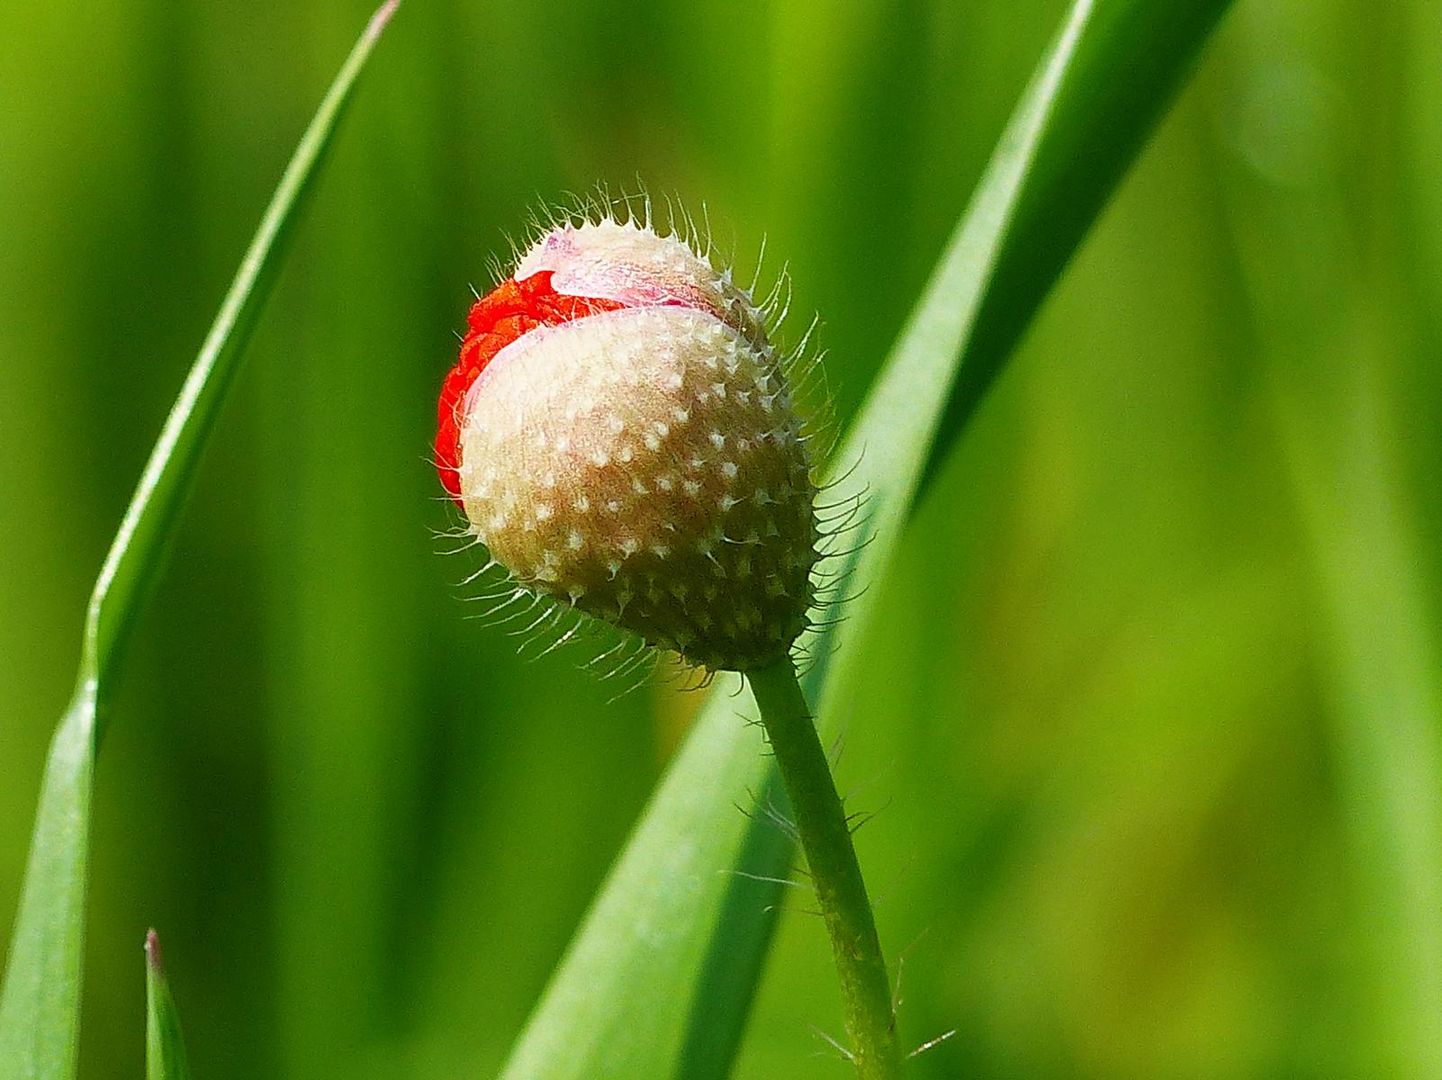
[3, 0, 1441, 1076]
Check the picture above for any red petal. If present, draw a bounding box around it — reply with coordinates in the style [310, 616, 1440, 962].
[435, 272, 625, 506]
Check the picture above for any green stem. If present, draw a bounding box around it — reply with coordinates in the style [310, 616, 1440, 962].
[747, 658, 902, 1079]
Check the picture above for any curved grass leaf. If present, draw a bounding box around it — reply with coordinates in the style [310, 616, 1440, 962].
[0, 7, 398, 1077]
[144, 931, 192, 1080]
[498, 1, 1235, 1077]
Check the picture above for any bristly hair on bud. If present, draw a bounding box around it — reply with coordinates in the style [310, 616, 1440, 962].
[435, 189, 850, 682]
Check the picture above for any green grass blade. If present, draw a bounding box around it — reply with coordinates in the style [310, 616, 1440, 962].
[0, 691, 95, 1080]
[1208, 23, 1442, 1061]
[918, 0, 1237, 487]
[0, 7, 398, 1077]
[86, 0, 398, 680]
[144, 932, 192, 1080]
[499, 1, 1234, 1077]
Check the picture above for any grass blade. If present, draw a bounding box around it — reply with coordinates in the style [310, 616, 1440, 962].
[1207, 18, 1442, 1061]
[499, 1, 1234, 1076]
[0, 7, 398, 1076]
[86, 0, 399, 681]
[144, 931, 192, 1080]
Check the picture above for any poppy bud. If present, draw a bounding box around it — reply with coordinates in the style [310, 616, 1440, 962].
[437, 215, 818, 672]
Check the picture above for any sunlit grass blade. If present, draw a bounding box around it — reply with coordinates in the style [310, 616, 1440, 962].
[144, 931, 192, 1080]
[1277, 364, 1442, 1074]
[1206, 24, 1442, 1062]
[0, 6, 398, 1077]
[498, 1, 1234, 1076]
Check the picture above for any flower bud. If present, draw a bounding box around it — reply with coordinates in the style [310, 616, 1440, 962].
[437, 216, 818, 672]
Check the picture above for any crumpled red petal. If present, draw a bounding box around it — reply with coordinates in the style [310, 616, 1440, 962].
[435, 271, 625, 505]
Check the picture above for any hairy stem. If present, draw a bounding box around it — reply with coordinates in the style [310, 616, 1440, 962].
[747, 658, 902, 1079]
